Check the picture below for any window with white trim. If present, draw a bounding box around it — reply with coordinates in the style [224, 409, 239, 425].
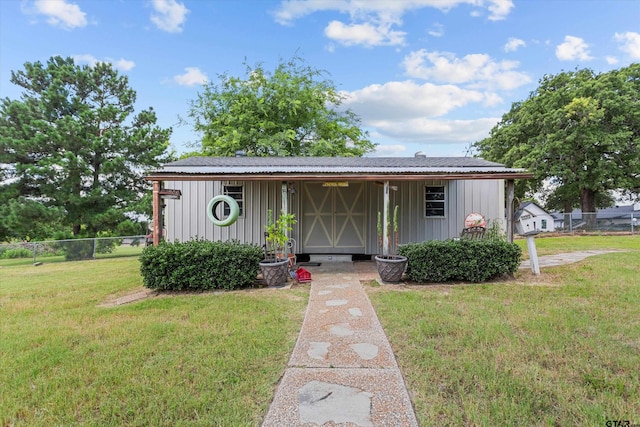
[223, 184, 244, 217]
[425, 185, 446, 217]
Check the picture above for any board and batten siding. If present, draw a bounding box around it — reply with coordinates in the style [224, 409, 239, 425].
[365, 179, 504, 253]
[163, 178, 505, 254]
[163, 180, 288, 247]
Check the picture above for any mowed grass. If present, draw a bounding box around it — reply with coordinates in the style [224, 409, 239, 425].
[0, 244, 146, 267]
[515, 233, 640, 257]
[0, 258, 308, 426]
[370, 235, 640, 426]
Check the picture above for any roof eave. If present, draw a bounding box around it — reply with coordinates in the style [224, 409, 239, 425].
[145, 171, 534, 181]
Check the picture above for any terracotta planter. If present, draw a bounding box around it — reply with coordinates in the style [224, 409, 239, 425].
[259, 258, 290, 287]
[375, 255, 407, 283]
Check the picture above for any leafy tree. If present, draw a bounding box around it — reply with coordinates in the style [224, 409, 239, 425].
[0, 56, 172, 236]
[0, 198, 64, 242]
[475, 64, 640, 218]
[188, 56, 375, 157]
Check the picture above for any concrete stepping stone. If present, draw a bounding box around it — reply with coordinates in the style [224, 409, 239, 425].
[329, 323, 354, 337]
[299, 380, 373, 426]
[307, 342, 330, 360]
[326, 299, 348, 306]
[350, 342, 379, 360]
[349, 307, 363, 317]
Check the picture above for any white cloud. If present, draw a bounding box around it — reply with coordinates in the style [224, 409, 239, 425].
[274, 0, 513, 47]
[341, 80, 488, 121]
[73, 54, 136, 71]
[614, 31, 640, 60]
[173, 67, 208, 86]
[150, 0, 189, 33]
[73, 54, 99, 66]
[324, 20, 406, 46]
[274, 0, 514, 25]
[428, 22, 444, 37]
[32, 0, 87, 30]
[555, 35, 593, 61]
[114, 59, 136, 71]
[606, 56, 619, 65]
[369, 117, 500, 143]
[504, 37, 525, 52]
[486, 0, 513, 21]
[373, 144, 408, 155]
[402, 50, 531, 90]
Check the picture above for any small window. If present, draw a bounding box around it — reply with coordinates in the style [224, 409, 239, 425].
[223, 184, 244, 217]
[425, 185, 446, 217]
[541, 219, 547, 229]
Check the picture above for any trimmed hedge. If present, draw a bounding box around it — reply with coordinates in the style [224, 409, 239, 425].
[399, 239, 522, 283]
[139, 239, 264, 291]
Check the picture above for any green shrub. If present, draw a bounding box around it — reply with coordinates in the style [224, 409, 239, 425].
[399, 239, 522, 283]
[139, 239, 264, 291]
[2, 248, 33, 259]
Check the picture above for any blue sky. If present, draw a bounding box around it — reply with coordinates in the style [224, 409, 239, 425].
[1, 0, 639, 157]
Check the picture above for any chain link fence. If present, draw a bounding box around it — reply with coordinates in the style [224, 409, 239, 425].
[551, 212, 637, 234]
[0, 235, 148, 266]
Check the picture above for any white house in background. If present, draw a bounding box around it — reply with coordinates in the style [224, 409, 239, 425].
[514, 201, 555, 233]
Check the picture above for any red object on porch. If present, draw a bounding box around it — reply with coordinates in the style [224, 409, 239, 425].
[295, 267, 312, 282]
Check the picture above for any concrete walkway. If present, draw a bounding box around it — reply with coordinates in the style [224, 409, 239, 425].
[262, 250, 623, 425]
[262, 262, 418, 427]
[519, 250, 622, 270]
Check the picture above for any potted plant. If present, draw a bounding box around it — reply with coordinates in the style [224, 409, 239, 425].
[260, 209, 296, 287]
[375, 204, 407, 282]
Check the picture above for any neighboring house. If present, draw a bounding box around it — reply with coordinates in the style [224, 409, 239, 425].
[551, 204, 639, 230]
[145, 155, 532, 253]
[514, 201, 555, 233]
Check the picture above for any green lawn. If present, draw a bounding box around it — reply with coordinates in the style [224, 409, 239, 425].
[515, 233, 639, 257]
[0, 244, 146, 267]
[370, 235, 640, 426]
[0, 258, 308, 426]
[2, 235, 639, 426]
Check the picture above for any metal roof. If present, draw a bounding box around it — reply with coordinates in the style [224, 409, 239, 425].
[147, 156, 532, 181]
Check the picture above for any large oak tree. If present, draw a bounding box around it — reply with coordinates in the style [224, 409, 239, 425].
[475, 64, 640, 216]
[0, 56, 172, 238]
[188, 56, 375, 157]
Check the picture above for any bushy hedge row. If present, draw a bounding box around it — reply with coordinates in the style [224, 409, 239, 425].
[399, 239, 522, 283]
[139, 239, 264, 291]
[1, 248, 33, 259]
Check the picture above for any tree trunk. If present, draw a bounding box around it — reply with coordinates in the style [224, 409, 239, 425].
[72, 224, 81, 236]
[580, 188, 597, 230]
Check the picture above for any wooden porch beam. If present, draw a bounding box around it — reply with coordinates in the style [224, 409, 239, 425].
[152, 181, 162, 246]
[506, 179, 515, 243]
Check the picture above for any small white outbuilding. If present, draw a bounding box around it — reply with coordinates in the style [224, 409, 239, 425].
[514, 201, 555, 234]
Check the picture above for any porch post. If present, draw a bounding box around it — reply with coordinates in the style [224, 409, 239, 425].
[152, 180, 162, 246]
[383, 181, 390, 256]
[506, 179, 515, 243]
[281, 182, 288, 216]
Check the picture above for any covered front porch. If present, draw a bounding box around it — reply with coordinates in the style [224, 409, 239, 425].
[146, 156, 531, 254]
